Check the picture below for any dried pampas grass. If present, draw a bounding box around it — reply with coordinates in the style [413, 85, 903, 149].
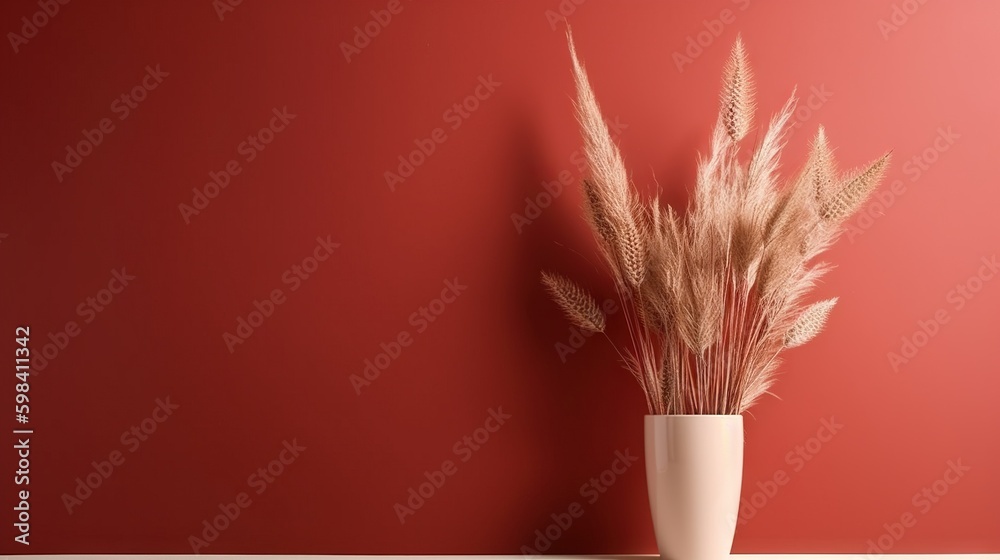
[542, 31, 890, 414]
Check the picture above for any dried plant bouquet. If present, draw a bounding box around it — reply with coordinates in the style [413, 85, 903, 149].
[542, 31, 889, 415]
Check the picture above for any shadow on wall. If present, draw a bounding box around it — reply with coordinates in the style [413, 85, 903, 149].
[506, 109, 621, 551]
[500, 105, 695, 553]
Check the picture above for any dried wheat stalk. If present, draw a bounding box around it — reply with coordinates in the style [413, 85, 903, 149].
[541, 271, 606, 333]
[542, 31, 890, 414]
[720, 37, 755, 142]
[785, 298, 838, 348]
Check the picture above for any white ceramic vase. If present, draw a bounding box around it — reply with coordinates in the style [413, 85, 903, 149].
[645, 414, 744, 560]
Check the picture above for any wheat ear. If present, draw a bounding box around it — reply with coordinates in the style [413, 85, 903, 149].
[616, 203, 648, 289]
[582, 178, 616, 247]
[809, 126, 837, 203]
[820, 153, 891, 221]
[541, 272, 606, 332]
[784, 298, 838, 348]
[720, 35, 755, 142]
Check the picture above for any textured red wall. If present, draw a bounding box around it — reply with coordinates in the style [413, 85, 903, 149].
[2, 0, 998, 555]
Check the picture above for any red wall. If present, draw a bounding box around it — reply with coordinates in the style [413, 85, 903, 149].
[2, 0, 998, 554]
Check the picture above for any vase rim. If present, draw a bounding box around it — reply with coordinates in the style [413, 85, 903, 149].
[644, 414, 742, 417]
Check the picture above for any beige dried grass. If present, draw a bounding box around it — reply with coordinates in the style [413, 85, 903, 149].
[543, 30, 889, 414]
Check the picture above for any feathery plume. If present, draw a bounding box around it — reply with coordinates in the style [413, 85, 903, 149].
[567, 28, 630, 201]
[567, 28, 647, 290]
